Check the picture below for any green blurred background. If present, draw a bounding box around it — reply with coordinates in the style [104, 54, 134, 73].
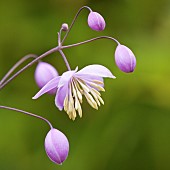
[0, 0, 170, 169]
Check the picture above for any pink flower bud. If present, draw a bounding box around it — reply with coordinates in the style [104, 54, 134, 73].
[88, 11, 106, 31]
[115, 44, 136, 73]
[45, 128, 69, 165]
[35, 62, 59, 94]
[62, 23, 68, 31]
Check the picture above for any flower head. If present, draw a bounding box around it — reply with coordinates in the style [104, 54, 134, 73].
[45, 128, 69, 165]
[35, 62, 59, 94]
[115, 44, 136, 73]
[33, 65, 115, 120]
[88, 11, 106, 31]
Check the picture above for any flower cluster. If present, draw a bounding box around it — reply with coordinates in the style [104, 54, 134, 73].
[0, 6, 136, 166]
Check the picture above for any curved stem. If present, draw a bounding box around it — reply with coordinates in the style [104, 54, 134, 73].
[0, 46, 59, 90]
[0, 54, 38, 86]
[58, 32, 61, 46]
[61, 6, 92, 45]
[59, 50, 71, 71]
[62, 36, 120, 49]
[0, 105, 53, 129]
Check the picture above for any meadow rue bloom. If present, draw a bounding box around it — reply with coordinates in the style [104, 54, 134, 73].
[88, 11, 106, 31]
[45, 128, 69, 165]
[115, 44, 136, 73]
[33, 65, 115, 120]
[35, 62, 59, 95]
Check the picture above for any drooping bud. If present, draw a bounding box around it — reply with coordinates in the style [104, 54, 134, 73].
[35, 62, 59, 94]
[115, 44, 136, 73]
[62, 23, 68, 31]
[45, 128, 69, 165]
[88, 11, 106, 31]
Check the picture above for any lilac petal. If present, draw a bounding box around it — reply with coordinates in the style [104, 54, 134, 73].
[76, 64, 116, 79]
[55, 68, 77, 110]
[32, 76, 60, 99]
[55, 84, 69, 111]
[75, 74, 104, 87]
[58, 68, 77, 87]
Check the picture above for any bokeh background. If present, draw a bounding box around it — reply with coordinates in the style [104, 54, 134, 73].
[0, 0, 170, 170]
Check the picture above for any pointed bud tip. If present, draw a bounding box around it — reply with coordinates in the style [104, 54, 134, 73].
[115, 45, 136, 73]
[88, 11, 106, 31]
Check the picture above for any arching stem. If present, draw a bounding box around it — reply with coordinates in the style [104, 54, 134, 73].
[61, 6, 92, 45]
[0, 46, 59, 90]
[62, 36, 120, 49]
[0, 105, 53, 129]
[0, 54, 38, 86]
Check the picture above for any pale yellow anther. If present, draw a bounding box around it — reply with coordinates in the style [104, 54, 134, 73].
[77, 79, 90, 92]
[78, 106, 82, 117]
[73, 80, 83, 103]
[93, 80, 104, 85]
[84, 92, 98, 110]
[91, 88, 101, 96]
[98, 95, 104, 105]
[64, 95, 69, 111]
[89, 82, 105, 92]
[90, 90, 101, 106]
[63, 77, 105, 120]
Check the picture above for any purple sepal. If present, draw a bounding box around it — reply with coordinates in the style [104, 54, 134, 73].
[88, 12, 106, 31]
[35, 62, 59, 94]
[45, 128, 69, 165]
[115, 45, 136, 73]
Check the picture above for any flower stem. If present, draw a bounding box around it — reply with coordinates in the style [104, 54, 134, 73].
[61, 6, 92, 45]
[0, 54, 38, 86]
[59, 50, 71, 71]
[0, 105, 53, 129]
[0, 46, 59, 90]
[62, 36, 120, 49]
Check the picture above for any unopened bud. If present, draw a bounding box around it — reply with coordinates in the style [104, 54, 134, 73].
[45, 128, 69, 165]
[62, 23, 68, 31]
[115, 44, 136, 73]
[88, 11, 106, 31]
[35, 62, 59, 94]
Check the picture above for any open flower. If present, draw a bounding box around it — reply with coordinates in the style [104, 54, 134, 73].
[33, 65, 115, 120]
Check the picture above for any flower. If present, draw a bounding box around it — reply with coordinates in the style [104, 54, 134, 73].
[35, 62, 59, 94]
[33, 65, 115, 120]
[115, 44, 136, 73]
[88, 11, 106, 31]
[45, 128, 69, 165]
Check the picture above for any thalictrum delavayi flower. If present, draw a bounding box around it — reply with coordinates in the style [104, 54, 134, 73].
[33, 65, 115, 120]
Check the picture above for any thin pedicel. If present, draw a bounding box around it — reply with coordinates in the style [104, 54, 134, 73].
[0, 105, 53, 129]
